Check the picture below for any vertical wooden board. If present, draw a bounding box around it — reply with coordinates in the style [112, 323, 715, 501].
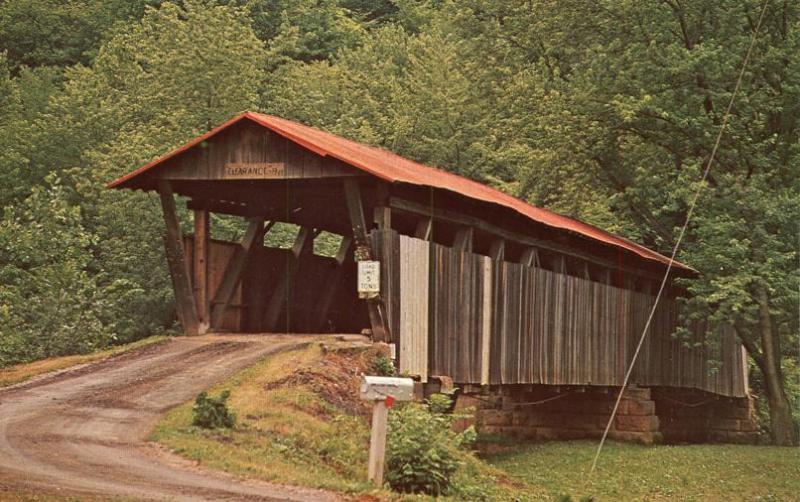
[301, 147, 323, 178]
[480, 256, 492, 385]
[576, 277, 584, 384]
[566, 276, 577, 384]
[542, 269, 555, 384]
[551, 269, 564, 384]
[454, 251, 472, 382]
[633, 291, 646, 385]
[507, 263, 523, 383]
[620, 287, 631, 383]
[502, 263, 514, 383]
[399, 234, 429, 382]
[600, 281, 611, 385]
[394, 232, 402, 347]
[206, 240, 243, 331]
[429, 244, 442, 375]
[532, 267, 545, 384]
[518, 266, 534, 383]
[489, 261, 503, 385]
[242, 245, 266, 331]
[373, 229, 402, 344]
[579, 277, 593, 384]
[470, 254, 482, 382]
[445, 248, 456, 377]
[433, 245, 445, 376]
[444, 245, 455, 377]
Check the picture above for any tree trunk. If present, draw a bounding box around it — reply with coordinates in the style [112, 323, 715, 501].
[757, 289, 797, 446]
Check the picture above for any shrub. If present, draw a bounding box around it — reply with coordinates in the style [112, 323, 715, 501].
[192, 390, 236, 429]
[385, 393, 473, 496]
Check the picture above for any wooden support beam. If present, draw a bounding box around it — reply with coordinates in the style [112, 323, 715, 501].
[291, 227, 313, 256]
[187, 198, 353, 237]
[209, 217, 265, 330]
[344, 179, 391, 342]
[188, 198, 252, 217]
[373, 176, 392, 231]
[157, 180, 200, 335]
[313, 236, 353, 332]
[414, 217, 432, 240]
[556, 255, 566, 274]
[489, 239, 505, 262]
[193, 209, 210, 333]
[519, 247, 538, 268]
[262, 220, 277, 239]
[262, 226, 313, 332]
[389, 196, 670, 282]
[335, 235, 353, 264]
[453, 227, 474, 252]
[374, 206, 391, 231]
[344, 180, 370, 253]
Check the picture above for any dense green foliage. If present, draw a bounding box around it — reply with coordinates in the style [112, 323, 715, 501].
[192, 390, 236, 429]
[0, 0, 796, 442]
[384, 393, 477, 495]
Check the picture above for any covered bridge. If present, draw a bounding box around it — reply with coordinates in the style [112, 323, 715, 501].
[109, 112, 755, 443]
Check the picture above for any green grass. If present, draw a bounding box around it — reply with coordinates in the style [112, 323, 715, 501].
[486, 440, 800, 501]
[0, 335, 169, 388]
[149, 343, 539, 501]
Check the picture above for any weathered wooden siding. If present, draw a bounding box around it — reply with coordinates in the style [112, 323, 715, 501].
[371, 229, 747, 398]
[398, 235, 429, 381]
[160, 122, 360, 181]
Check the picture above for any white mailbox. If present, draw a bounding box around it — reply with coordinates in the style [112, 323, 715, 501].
[360, 376, 415, 402]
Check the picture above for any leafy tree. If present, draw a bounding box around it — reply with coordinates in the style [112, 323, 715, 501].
[0, 175, 112, 365]
[0, 58, 63, 204]
[0, 0, 267, 358]
[222, 0, 365, 69]
[0, 0, 160, 72]
[450, 0, 799, 444]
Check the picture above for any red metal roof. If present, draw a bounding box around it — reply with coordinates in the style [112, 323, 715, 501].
[108, 111, 689, 271]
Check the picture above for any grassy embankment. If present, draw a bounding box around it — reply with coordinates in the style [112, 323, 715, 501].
[0, 336, 169, 388]
[149, 343, 535, 500]
[150, 343, 799, 501]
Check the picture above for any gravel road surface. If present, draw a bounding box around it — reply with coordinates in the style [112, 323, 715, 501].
[0, 334, 343, 501]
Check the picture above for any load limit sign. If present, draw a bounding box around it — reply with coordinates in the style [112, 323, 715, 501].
[357, 260, 380, 299]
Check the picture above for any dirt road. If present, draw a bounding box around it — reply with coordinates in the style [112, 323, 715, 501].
[0, 334, 342, 501]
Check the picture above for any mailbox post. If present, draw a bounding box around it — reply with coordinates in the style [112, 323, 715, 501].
[359, 375, 414, 486]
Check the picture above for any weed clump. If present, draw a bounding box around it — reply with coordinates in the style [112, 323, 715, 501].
[369, 354, 395, 376]
[192, 390, 236, 429]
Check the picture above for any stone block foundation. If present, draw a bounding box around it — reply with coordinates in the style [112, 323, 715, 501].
[650, 387, 758, 443]
[454, 385, 757, 445]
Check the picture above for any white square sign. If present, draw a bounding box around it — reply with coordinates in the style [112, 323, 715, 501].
[357, 260, 380, 298]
